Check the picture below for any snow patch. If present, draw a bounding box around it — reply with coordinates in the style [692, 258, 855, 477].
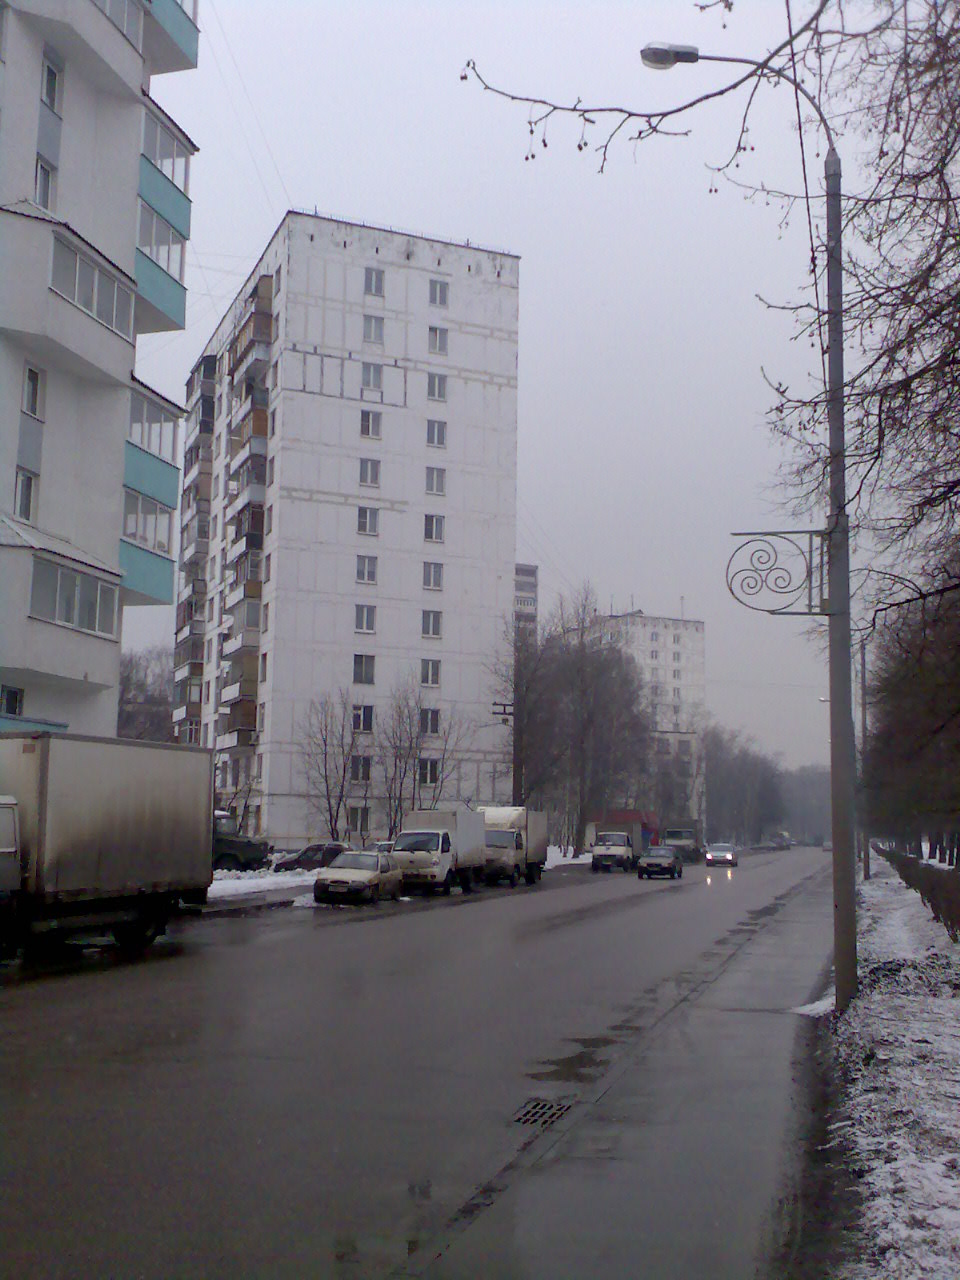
[792, 992, 835, 1017]
[207, 869, 318, 899]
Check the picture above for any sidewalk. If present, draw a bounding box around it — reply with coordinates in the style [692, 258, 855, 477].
[828, 858, 960, 1279]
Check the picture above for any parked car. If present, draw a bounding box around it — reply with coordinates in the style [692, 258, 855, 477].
[373, 839, 395, 854]
[213, 810, 271, 872]
[704, 843, 739, 868]
[313, 852, 402, 904]
[637, 844, 683, 880]
[273, 842, 349, 873]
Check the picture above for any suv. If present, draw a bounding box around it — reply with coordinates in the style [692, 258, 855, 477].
[591, 831, 635, 873]
[212, 810, 271, 872]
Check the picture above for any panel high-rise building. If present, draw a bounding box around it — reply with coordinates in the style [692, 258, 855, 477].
[0, 0, 198, 733]
[175, 213, 519, 844]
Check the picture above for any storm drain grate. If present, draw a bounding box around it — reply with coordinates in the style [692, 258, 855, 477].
[513, 1097, 573, 1129]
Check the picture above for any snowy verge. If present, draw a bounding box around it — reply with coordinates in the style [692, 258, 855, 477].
[835, 860, 960, 1279]
[207, 869, 319, 899]
[544, 845, 592, 869]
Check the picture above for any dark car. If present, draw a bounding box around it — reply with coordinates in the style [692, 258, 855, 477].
[272, 842, 349, 873]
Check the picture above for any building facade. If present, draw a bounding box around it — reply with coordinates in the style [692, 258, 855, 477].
[0, 0, 198, 734]
[175, 213, 519, 845]
[592, 609, 707, 827]
[514, 562, 538, 638]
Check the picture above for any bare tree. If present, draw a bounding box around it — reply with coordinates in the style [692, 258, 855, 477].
[374, 674, 423, 839]
[299, 689, 360, 841]
[118, 647, 174, 742]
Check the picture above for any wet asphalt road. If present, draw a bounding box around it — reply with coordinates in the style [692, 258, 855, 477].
[0, 848, 833, 1279]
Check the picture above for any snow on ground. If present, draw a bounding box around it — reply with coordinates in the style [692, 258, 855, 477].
[835, 858, 960, 1279]
[207, 868, 318, 899]
[545, 845, 592, 869]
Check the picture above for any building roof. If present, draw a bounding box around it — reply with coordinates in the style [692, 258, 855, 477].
[0, 516, 121, 579]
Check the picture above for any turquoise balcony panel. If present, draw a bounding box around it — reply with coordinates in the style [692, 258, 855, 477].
[135, 249, 186, 333]
[119, 539, 175, 606]
[0, 711, 69, 733]
[143, 0, 199, 74]
[124, 439, 180, 509]
[139, 156, 192, 240]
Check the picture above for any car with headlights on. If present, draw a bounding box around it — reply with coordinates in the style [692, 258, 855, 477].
[704, 843, 739, 868]
[313, 851, 403, 905]
[637, 844, 683, 880]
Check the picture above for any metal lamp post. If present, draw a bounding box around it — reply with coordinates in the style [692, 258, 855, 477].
[641, 42, 858, 1010]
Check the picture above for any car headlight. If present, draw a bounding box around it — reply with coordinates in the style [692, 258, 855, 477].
[430, 854, 441, 866]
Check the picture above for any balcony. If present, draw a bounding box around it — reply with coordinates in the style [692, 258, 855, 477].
[226, 529, 263, 565]
[225, 578, 261, 612]
[230, 311, 272, 379]
[222, 628, 259, 658]
[172, 701, 202, 725]
[135, 249, 186, 334]
[174, 658, 203, 684]
[225, 482, 265, 524]
[180, 519, 209, 567]
[175, 616, 205, 646]
[182, 441, 212, 489]
[142, 0, 200, 75]
[220, 678, 258, 706]
[119, 540, 174, 606]
[231, 406, 268, 456]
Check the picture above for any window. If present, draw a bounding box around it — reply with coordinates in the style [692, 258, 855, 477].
[361, 362, 382, 392]
[142, 109, 190, 194]
[424, 514, 444, 542]
[274, 264, 282, 294]
[267, 457, 275, 486]
[357, 506, 379, 535]
[360, 409, 381, 439]
[420, 708, 440, 736]
[425, 466, 446, 495]
[122, 489, 173, 555]
[426, 418, 447, 448]
[30, 556, 116, 637]
[422, 610, 442, 638]
[263, 603, 270, 633]
[1, 685, 24, 717]
[419, 758, 440, 787]
[429, 278, 449, 307]
[41, 58, 61, 113]
[260, 653, 268, 680]
[137, 200, 185, 281]
[356, 554, 377, 583]
[266, 505, 273, 534]
[353, 654, 375, 685]
[264, 553, 271, 582]
[129, 394, 177, 462]
[673, 649, 680, 662]
[35, 157, 55, 210]
[51, 238, 133, 339]
[350, 754, 372, 784]
[347, 805, 369, 836]
[423, 561, 443, 590]
[651, 631, 659, 642]
[270, 409, 277, 437]
[363, 315, 384, 344]
[353, 704, 374, 733]
[650, 650, 658, 660]
[22, 365, 44, 419]
[355, 604, 376, 633]
[359, 458, 380, 487]
[428, 326, 448, 356]
[15, 469, 38, 523]
[421, 658, 440, 687]
[427, 373, 447, 401]
[673, 668, 681, 680]
[364, 266, 384, 297]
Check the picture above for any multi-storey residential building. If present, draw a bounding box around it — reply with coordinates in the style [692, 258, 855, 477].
[175, 213, 519, 844]
[0, 0, 198, 734]
[592, 609, 707, 826]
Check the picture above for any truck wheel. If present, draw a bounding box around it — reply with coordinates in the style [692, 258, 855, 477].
[442, 871, 454, 896]
[524, 866, 537, 885]
[113, 913, 165, 957]
[508, 865, 520, 888]
[591, 863, 599, 874]
[460, 873, 473, 894]
[369, 885, 380, 905]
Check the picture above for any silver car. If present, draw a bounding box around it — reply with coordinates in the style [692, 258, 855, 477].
[704, 843, 739, 867]
[637, 844, 683, 880]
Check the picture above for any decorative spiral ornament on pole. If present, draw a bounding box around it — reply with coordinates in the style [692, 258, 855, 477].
[726, 532, 823, 615]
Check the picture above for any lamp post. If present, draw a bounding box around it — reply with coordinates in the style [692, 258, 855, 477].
[641, 42, 858, 1010]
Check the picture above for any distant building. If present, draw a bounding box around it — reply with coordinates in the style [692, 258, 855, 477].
[591, 608, 706, 828]
[0, 0, 198, 734]
[514, 563, 538, 637]
[174, 212, 519, 843]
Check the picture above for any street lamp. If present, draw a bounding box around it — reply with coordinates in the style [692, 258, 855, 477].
[642, 41, 858, 1011]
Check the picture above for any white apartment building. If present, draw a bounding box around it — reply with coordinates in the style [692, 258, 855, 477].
[592, 608, 707, 824]
[0, 0, 198, 734]
[175, 213, 519, 845]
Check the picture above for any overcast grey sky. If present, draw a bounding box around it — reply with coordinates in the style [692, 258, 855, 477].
[132, 0, 850, 768]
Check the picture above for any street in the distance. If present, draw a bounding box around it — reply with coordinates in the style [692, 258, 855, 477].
[1, 847, 832, 1279]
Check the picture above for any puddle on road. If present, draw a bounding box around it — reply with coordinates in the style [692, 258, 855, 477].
[527, 1034, 619, 1084]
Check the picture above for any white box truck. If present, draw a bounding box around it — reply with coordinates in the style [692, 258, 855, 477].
[392, 807, 486, 895]
[0, 732, 214, 956]
[479, 806, 549, 886]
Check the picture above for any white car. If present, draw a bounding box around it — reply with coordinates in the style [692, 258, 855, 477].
[704, 843, 739, 867]
[313, 851, 402, 904]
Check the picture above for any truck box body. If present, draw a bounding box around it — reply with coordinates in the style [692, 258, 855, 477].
[0, 732, 213, 914]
